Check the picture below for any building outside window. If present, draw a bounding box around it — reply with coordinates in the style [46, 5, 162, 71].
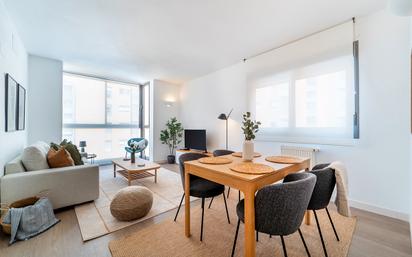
[62, 73, 150, 161]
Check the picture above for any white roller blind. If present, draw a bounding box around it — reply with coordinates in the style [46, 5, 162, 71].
[246, 22, 355, 144]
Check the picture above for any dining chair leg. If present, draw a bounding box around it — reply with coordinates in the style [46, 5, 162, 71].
[298, 228, 311, 257]
[208, 197, 214, 209]
[269, 234, 272, 238]
[200, 198, 205, 241]
[313, 210, 328, 257]
[325, 208, 340, 241]
[256, 231, 259, 242]
[227, 187, 231, 198]
[223, 193, 231, 224]
[231, 219, 241, 257]
[238, 190, 241, 202]
[173, 193, 184, 222]
[280, 235, 288, 257]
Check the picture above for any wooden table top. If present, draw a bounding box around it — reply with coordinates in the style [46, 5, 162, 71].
[185, 154, 310, 183]
[112, 158, 161, 172]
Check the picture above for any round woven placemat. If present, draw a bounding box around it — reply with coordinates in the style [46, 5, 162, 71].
[265, 155, 303, 164]
[231, 152, 262, 158]
[230, 163, 274, 175]
[198, 157, 233, 165]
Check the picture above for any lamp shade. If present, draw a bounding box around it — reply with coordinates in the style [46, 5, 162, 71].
[388, 0, 412, 16]
[218, 113, 227, 120]
[79, 141, 87, 147]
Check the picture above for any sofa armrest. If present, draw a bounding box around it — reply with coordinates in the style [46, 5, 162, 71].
[1, 165, 99, 209]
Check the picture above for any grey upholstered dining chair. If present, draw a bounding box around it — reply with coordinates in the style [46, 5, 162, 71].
[210, 149, 239, 208]
[284, 163, 339, 257]
[212, 149, 235, 157]
[173, 153, 230, 241]
[231, 172, 317, 257]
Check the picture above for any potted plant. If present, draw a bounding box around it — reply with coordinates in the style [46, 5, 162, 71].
[160, 117, 184, 164]
[241, 112, 261, 161]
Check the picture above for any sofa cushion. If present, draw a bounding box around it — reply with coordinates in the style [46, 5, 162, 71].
[21, 142, 50, 171]
[60, 140, 84, 166]
[50, 142, 60, 151]
[47, 148, 75, 168]
[4, 156, 26, 175]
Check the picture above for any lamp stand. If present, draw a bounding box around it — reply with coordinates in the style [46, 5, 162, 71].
[225, 119, 228, 150]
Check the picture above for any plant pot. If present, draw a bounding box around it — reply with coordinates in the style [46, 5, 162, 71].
[167, 155, 176, 164]
[242, 140, 254, 162]
[131, 152, 136, 163]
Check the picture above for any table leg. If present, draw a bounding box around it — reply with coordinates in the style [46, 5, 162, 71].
[155, 169, 157, 183]
[244, 187, 256, 257]
[113, 164, 116, 178]
[304, 167, 311, 225]
[184, 171, 191, 237]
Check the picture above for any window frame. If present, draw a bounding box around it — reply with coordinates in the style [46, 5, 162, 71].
[140, 82, 150, 138]
[62, 72, 150, 158]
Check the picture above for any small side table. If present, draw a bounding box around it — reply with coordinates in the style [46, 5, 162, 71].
[86, 154, 97, 164]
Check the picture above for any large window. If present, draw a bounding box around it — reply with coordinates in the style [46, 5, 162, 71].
[62, 73, 150, 160]
[254, 55, 355, 143]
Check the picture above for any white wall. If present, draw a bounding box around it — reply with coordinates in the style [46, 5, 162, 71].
[150, 79, 180, 162]
[180, 10, 411, 220]
[0, 1, 28, 176]
[180, 63, 248, 151]
[27, 55, 63, 144]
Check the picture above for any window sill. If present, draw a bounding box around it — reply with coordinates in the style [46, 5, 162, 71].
[255, 135, 359, 147]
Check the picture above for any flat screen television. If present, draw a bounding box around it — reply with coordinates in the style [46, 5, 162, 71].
[184, 129, 207, 151]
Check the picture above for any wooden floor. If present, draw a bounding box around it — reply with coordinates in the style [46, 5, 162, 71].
[0, 164, 411, 257]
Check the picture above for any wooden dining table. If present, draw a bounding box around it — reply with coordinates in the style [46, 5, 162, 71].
[184, 154, 311, 257]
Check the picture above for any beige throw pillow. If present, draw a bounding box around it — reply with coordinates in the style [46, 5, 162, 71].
[21, 142, 50, 171]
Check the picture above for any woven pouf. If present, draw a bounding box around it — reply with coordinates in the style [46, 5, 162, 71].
[110, 186, 153, 221]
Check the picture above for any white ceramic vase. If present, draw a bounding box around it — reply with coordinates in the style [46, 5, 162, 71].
[242, 140, 254, 161]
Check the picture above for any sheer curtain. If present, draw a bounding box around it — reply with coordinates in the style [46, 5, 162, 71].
[246, 22, 356, 144]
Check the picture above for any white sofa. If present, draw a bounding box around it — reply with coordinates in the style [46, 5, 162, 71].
[1, 142, 99, 209]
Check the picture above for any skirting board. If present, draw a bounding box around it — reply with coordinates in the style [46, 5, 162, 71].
[330, 191, 409, 222]
[349, 199, 409, 222]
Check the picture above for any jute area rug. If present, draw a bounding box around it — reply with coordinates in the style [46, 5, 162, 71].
[109, 195, 356, 257]
[75, 166, 193, 241]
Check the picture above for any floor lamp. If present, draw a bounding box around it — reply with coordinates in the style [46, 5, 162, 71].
[217, 109, 240, 201]
[218, 109, 233, 150]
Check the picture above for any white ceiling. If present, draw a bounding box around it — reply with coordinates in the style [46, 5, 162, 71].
[4, 0, 386, 84]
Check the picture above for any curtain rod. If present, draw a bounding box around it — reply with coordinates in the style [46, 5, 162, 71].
[243, 17, 356, 62]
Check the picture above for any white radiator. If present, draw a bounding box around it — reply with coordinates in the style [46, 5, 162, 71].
[280, 145, 319, 169]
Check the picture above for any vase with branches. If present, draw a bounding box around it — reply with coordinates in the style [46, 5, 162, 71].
[241, 112, 261, 161]
[160, 117, 184, 164]
[129, 140, 140, 163]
